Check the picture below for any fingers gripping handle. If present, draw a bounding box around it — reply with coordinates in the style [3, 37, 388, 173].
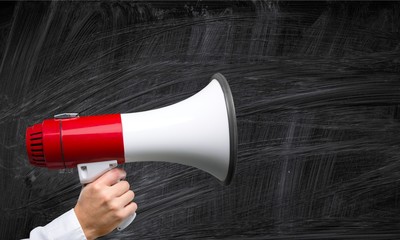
[77, 160, 136, 231]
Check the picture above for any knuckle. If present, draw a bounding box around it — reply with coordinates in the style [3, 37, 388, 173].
[119, 168, 127, 176]
[116, 168, 126, 178]
[100, 190, 112, 203]
[128, 190, 135, 200]
[131, 202, 138, 211]
[91, 182, 102, 192]
[126, 201, 137, 214]
[109, 169, 126, 183]
[120, 180, 130, 190]
[110, 169, 120, 180]
[115, 210, 126, 220]
[108, 201, 120, 211]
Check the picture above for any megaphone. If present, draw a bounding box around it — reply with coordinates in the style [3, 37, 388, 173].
[25, 73, 237, 229]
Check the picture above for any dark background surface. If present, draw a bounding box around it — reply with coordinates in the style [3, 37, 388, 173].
[1, 1, 400, 239]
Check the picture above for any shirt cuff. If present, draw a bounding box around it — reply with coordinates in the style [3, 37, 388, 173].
[44, 209, 87, 240]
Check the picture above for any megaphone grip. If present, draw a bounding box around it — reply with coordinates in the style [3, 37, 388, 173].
[117, 212, 136, 231]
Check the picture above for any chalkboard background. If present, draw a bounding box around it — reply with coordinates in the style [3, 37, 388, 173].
[1, 1, 400, 239]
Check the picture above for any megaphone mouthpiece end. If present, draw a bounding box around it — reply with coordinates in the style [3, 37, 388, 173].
[26, 123, 45, 167]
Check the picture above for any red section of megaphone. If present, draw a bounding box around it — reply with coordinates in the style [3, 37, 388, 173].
[26, 114, 125, 169]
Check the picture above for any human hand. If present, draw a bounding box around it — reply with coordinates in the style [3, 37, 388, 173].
[74, 168, 137, 240]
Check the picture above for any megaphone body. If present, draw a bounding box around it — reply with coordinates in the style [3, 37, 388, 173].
[26, 73, 237, 230]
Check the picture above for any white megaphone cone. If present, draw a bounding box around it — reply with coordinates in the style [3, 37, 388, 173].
[121, 73, 237, 184]
[26, 73, 237, 230]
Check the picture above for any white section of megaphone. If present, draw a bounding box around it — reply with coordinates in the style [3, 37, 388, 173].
[120, 78, 232, 182]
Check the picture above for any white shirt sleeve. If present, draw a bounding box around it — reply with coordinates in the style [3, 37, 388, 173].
[23, 209, 87, 240]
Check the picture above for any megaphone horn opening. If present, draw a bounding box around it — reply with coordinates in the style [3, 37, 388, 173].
[211, 73, 237, 185]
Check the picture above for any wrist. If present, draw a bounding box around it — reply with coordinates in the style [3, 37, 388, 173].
[74, 206, 98, 240]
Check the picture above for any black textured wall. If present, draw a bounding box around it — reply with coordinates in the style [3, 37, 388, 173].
[1, 1, 400, 239]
